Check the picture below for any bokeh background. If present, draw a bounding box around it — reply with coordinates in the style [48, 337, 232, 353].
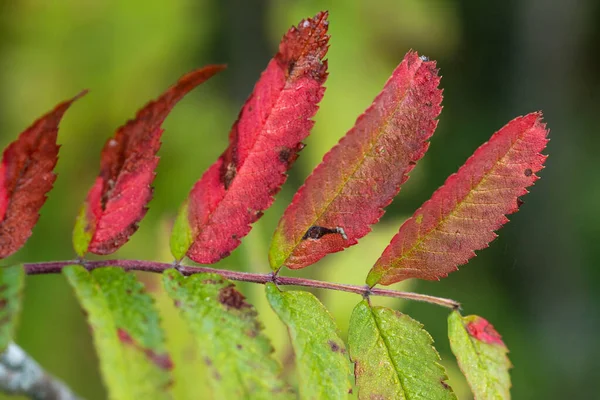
[0, 0, 597, 398]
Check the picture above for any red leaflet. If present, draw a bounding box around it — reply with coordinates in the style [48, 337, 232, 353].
[269, 51, 442, 271]
[466, 316, 504, 346]
[171, 12, 329, 263]
[0, 92, 85, 258]
[73, 66, 224, 256]
[367, 113, 549, 286]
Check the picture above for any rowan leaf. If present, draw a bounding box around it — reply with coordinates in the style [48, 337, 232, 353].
[0, 265, 25, 352]
[367, 113, 549, 285]
[270, 51, 442, 271]
[172, 12, 329, 263]
[73, 65, 224, 256]
[63, 266, 173, 400]
[348, 300, 455, 400]
[265, 283, 352, 399]
[448, 311, 511, 400]
[163, 269, 292, 399]
[0, 93, 84, 258]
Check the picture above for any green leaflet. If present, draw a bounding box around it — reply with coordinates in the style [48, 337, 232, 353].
[348, 300, 456, 400]
[63, 266, 172, 400]
[169, 199, 193, 261]
[72, 204, 93, 257]
[448, 311, 511, 400]
[163, 269, 291, 399]
[0, 265, 25, 351]
[265, 283, 352, 399]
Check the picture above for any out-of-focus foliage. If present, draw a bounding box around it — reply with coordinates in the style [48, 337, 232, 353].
[0, 0, 597, 399]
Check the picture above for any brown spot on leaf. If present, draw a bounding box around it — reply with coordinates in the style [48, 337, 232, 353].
[204, 357, 212, 366]
[218, 285, 250, 310]
[328, 340, 345, 353]
[0, 285, 8, 292]
[236, 344, 242, 350]
[0, 298, 7, 309]
[440, 379, 450, 390]
[524, 168, 533, 177]
[303, 225, 347, 240]
[222, 162, 237, 190]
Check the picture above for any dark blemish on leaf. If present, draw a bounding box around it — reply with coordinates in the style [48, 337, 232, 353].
[288, 60, 297, 76]
[278, 143, 306, 167]
[213, 371, 222, 381]
[246, 329, 258, 338]
[204, 357, 212, 366]
[303, 225, 348, 240]
[126, 289, 132, 295]
[236, 344, 242, 350]
[440, 379, 450, 390]
[348, 388, 353, 394]
[0, 285, 8, 292]
[524, 168, 533, 177]
[219, 251, 231, 259]
[202, 279, 222, 285]
[328, 340, 342, 353]
[517, 198, 524, 208]
[222, 162, 236, 190]
[173, 300, 181, 308]
[0, 298, 7, 309]
[218, 285, 250, 310]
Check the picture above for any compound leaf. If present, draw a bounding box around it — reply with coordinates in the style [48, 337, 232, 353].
[368, 113, 549, 285]
[171, 12, 329, 263]
[265, 283, 352, 399]
[348, 300, 455, 400]
[163, 269, 291, 399]
[448, 311, 511, 400]
[0, 93, 84, 258]
[64, 266, 173, 400]
[0, 265, 25, 351]
[73, 65, 224, 256]
[270, 51, 442, 271]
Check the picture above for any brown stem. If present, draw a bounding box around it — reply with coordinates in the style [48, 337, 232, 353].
[22, 259, 460, 310]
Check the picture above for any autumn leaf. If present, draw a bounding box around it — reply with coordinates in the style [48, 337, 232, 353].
[269, 51, 442, 271]
[170, 12, 329, 263]
[448, 311, 511, 399]
[73, 65, 224, 256]
[0, 93, 84, 258]
[367, 113, 549, 286]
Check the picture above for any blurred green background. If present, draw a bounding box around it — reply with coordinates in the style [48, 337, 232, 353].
[0, 0, 597, 398]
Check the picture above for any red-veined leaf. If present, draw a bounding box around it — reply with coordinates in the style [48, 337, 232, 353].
[0, 93, 85, 258]
[73, 65, 224, 256]
[269, 51, 442, 271]
[367, 113, 549, 286]
[170, 12, 329, 263]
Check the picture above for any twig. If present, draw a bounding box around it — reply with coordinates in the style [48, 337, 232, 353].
[0, 342, 81, 400]
[22, 259, 460, 310]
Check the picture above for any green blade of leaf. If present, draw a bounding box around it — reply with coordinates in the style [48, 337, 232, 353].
[0, 265, 24, 351]
[348, 300, 456, 400]
[265, 283, 352, 399]
[63, 266, 173, 400]
[162, 269, 291, 399]
[448, 311, 511, 400]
